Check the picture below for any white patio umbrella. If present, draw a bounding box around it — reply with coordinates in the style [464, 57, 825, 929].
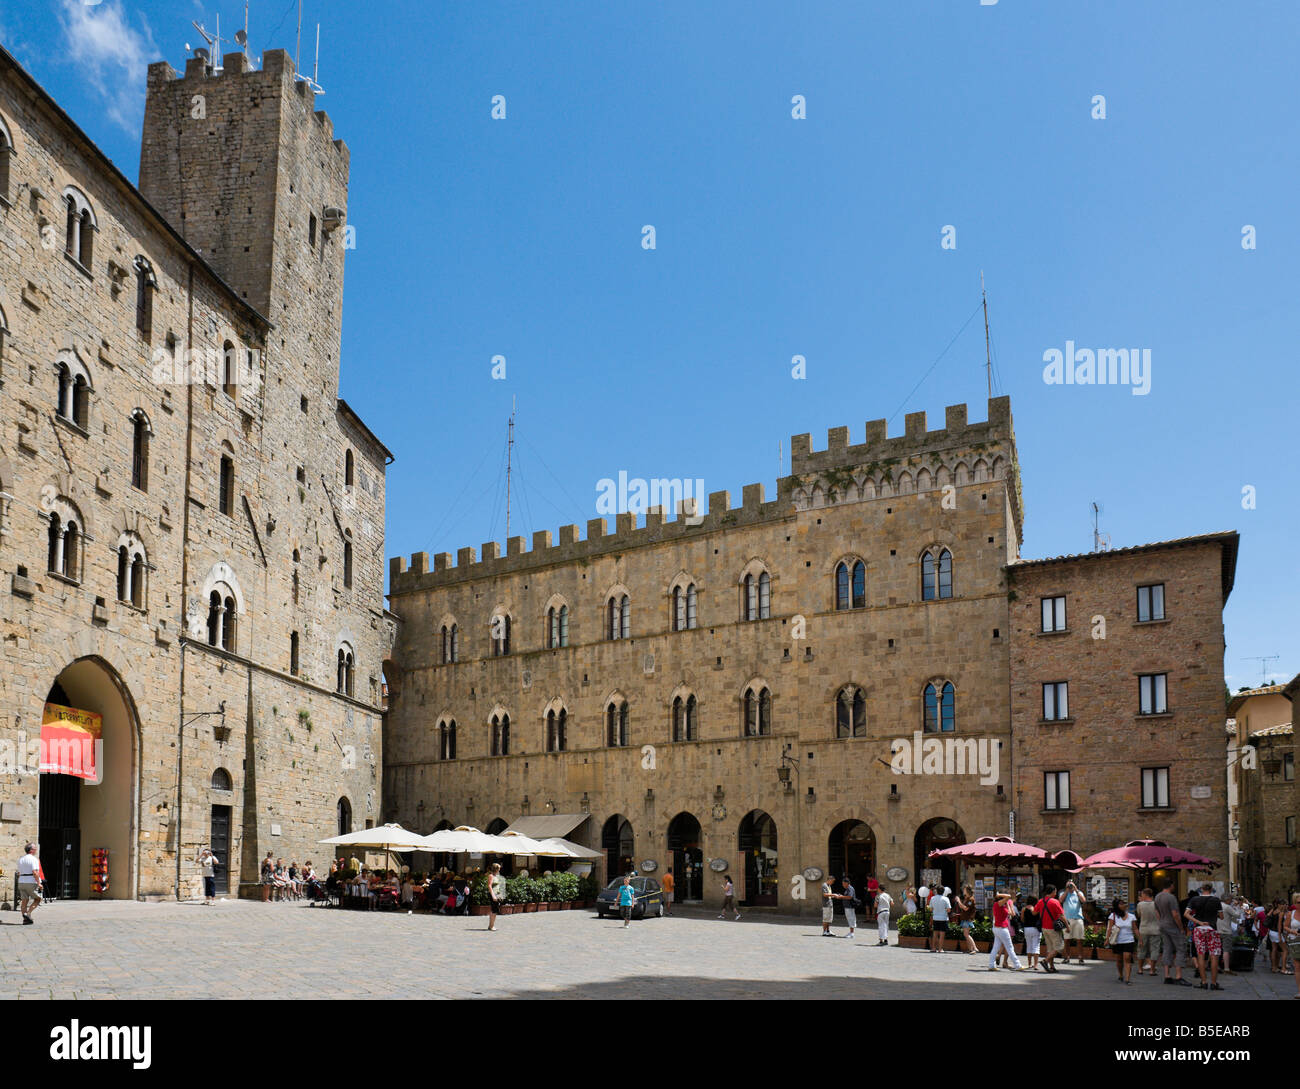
[319, 822, 429, 881]
[496, 830, 570, 856]
[535, 837, 602, 859]
[417, 825, 503, 855]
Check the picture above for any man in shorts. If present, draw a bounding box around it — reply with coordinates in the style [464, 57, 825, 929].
[929, 885, 951, 953]
[1154, 879, 1192, 986]
[1060, 880, 1088, 965]
[1184, 882, 1224, 990]
[841, 875, 858, 939]
[661, 867, 674, 916]
[1134, 888, 1162, 975]
[821, 875, 838, 936]
[1037, 885, 1065, 972]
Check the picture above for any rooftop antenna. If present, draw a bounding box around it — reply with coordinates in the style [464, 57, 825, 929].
[295, 0, 302, 74]
[981, 270, 993, 398]
[1091, 502, 1109, 552]
[505, 398, 516, 541]
[190, 16, 224, 70]
[234, 2, 252, 66]
[1240, 655, 1280, 685]
[778, 438, 783, 476]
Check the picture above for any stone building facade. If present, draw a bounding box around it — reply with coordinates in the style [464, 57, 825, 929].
[0, 45, 390, 900]
[1229, 683, 1297, 901]
[1008, 534, 1238, 899]
[386, 398, 1025, 911]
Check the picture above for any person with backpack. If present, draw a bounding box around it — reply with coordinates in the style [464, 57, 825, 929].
[954, 886, 978, 954]
[988, 891, 1026, 971]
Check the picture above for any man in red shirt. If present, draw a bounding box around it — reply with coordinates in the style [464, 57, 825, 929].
[866, 875, 880, 921]
[1036, 885, 1065, 973]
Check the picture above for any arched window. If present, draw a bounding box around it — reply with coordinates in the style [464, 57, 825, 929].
[290, 631, 300, 675]
[130, 553, 145, 608]
[672, 582, 699, 631]
[117, 545, 129, 601]
[835, 686, 867, 739]
[118, 531, 149, 607]
[62, 520, 79, 580]
[206, 585, 238, 651]
[606, 699, 630, 747]
[344, 449, 355, 488]
[439, 718, 458, 761]
[211, 768, 233, 791]
[546, 708, 567, 753]
[133, 256, 155, 339]
[836, 559, 866, 610]
[0, 114, 11, 202]
[607, 593, 630, 640]
[441, 622, 460, 664]
[336, 646, 355, 695]
[491, 613, 511, 656]
[207, 591, 221, 646]
[223, 595, 237, 652]
[63, 186, 95, 270]
[72, 374, 90, 429]
[743, 685, 772, 737]
[47, 513, 62, 573]
[56, 363, 71, 419]
[922, 548, 954, 601]
[0, 304, 8, 370]
[490, 711, 510, 756]
[222, 341, 237, 398]
[672, 693, 698, 742]
[219, 451, 235, 516]
[343, 535, 353, 589]
[742, 570, 771, 621]
[547, 603, 569, 649]
[923, 681, 956, 733]
[131, 409, 150, 491]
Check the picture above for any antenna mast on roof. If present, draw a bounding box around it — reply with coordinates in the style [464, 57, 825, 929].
[190, 17, 225, 71]
[981, 270, 993, 398]
[1091, 502, 1110, 553]
[1241, 655, 1280, 685]
[505, 398, 516, 541]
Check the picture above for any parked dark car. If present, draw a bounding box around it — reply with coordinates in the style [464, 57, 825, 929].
[595, 876, 664, 919]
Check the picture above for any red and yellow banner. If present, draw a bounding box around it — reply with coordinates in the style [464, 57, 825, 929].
[40, 702, 101, 781]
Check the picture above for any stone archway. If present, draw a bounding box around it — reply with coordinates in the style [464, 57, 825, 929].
[38, 656, 142, 900]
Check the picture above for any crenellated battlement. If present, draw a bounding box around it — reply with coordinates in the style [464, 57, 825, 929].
[389, 398, 1023, 595]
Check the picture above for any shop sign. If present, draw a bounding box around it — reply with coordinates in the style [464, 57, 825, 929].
[40, 703, 102, 783]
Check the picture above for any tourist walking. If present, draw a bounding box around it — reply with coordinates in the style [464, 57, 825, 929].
[841, 876, 858, 938]
[196, 846, 219, 905]
[821, 875, 838, 936]
[929, 885, 952, 953]
[1037, 885, 1065, 973]
[662, 868, 674, 916]
[1021, 893, 1042, 970]
[617, 874, 637, 928]
[1216, 894, 1240, 975]
[16, 842, 43, 925]
[1285, 894, 1300, 999]
[875, 887, 893, 945]
[988, 892, 1024, 971]
[866, 874, 880, 921]
[1154, 880, 1191, 986]
[1269, 899, 1288, 974]
[1135, 888, 1161, 976]
[486, 862, 504, 931]
[955, 886, 978, 954]
[720, 875, 739, 920]
[1106, 897, 1138, 984]
[903, 886, 917, 916]
[1060, 880, 1088, 965]
[1184, 882, 1225, 991]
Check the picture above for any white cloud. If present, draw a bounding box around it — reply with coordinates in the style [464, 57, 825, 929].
[57, 0, 158, 133]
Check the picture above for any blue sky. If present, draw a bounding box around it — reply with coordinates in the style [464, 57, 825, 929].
[4, 0, 1297, 689]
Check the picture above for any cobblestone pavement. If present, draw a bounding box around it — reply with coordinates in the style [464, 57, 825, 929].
[0, 900, 1293, 1000]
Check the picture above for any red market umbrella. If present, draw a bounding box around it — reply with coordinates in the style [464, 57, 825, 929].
[1078, 839, 1219, 872]
[929, 836, 1050, 863]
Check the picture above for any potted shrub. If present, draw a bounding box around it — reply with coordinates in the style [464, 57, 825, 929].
[1085, 926, 1108, 959]
[469, 873, 492, 916]
[896, 911, 929, 948]
[578, 872, 600, 909]
[556, 871, 581, 908]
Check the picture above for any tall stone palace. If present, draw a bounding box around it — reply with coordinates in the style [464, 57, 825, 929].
[0, 45, 392, 899]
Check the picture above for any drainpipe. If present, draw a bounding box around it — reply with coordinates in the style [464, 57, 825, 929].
[174, 261, 197, 899]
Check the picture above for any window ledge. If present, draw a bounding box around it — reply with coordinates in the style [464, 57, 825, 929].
[1041, 808, 1076, 815]
[54, 414, 89, 439]
[1038, 628, 1071, 637]
[47, 570, 80, 587]
[1135, 618, 1171, 627]
[1138, 806, 1176, 814]
[1137, 711, 1174, 720]
[63, 251, 93, 280]
[1038, 717, 1075, 726]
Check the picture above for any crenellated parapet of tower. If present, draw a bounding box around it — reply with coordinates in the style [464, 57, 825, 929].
[389, 397, 1022, 592]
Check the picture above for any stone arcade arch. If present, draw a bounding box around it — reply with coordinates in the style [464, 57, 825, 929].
[37, 656, 141, 900]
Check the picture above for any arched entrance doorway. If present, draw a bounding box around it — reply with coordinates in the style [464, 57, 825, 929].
[828, 819, 876, 914]
[602, 815, 634, 884]
[666, 811, 703, 901]
[485, 818, 508, 835]
[738, 810, 778, 906]
[38, 659, 139, 900]
[914, 817, 966, 894]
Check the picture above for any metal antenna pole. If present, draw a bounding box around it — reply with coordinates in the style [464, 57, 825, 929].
[295, 0, 302, 74]
[505, 398, 516, 541]
[314, 22, 320, 85]
[981, 270, 992, 398]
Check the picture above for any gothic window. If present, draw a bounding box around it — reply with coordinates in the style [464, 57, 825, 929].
[336, 646, 355, 696]
[0, 114, 11, 202]
[116, 534, 148, 608]
[607, 593, 630, 640]
[133, 256, 155, 339]
[835, 560, 867, 610]
[672, 582, 699, 631]
[222, 341, 237, 398]
[439, 718, 458, 761]
[491, 613, 512, 657]
[546, 708, 568, 753]
[206, 586, 238, 652]
[606, 699, 630, 747]
[923, 681, 956, 733]
[547, 604, 569, 649]
[441, 622, 460, 664]
[835, 686, 867, 738]
[742, 685, 772, 737]
[490, 712, 511, 756]
[742, 570, 771, 621]
[62, 186, 95, 270]
[131, 409, 150, 491]
[345, 449, 354, 489]
[343, 535, 353, 589]
[921, 548, 953, 601]
[672, 693, 698, 742]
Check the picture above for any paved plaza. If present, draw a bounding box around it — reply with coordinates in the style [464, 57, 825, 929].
[0, 899, 1293, 1001]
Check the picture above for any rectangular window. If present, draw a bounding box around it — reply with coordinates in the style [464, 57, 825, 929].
[1284, 753, 1295, 782]
[1041, 596, 1066, 632]
[1141, 766, 1170, 809]
[309, 212, 318, 248]
[1042, 681, 1069, 721]
[1287, 815, 1296, 845]
[1044, 770, 1070, 811]
[1139, 673, 1168, 715]
[1137, 583, 1165, 622]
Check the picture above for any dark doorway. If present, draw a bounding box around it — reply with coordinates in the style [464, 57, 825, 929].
[738, 810, 778, 906]
[914, 816, 966, 893]
[38, 772, 81, 900]
[666, 811, 704, 901]
[828, 819, 875, 915]
[210, 805, 232, 895]
[602, 815, 634, 884]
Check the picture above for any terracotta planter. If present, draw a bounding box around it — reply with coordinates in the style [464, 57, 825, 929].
[523, 902, 537, 913]
[536, 901, 549, 911]
[1096, 948, 1114, 960]
[898, 935, 928, 949]
[470, 905, 490, 916]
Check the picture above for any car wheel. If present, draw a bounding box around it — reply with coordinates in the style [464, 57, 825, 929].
[596, 909, 605, 919]
[656, 900, 664, 918]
